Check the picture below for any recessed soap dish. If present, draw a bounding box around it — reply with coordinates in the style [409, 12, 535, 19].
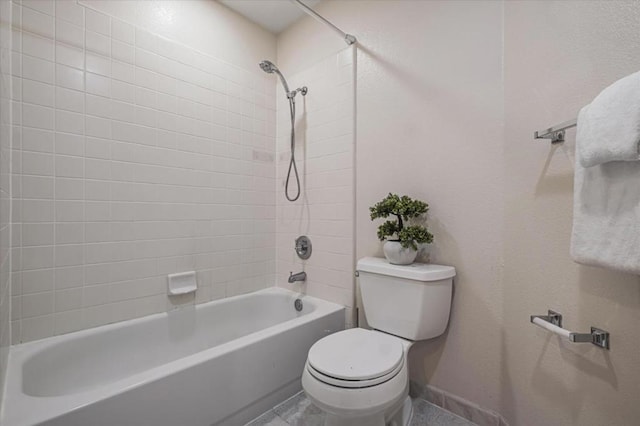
[167, 271, 197, 295]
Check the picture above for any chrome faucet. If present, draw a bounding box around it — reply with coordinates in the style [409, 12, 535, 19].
[288, 271, 307, 283]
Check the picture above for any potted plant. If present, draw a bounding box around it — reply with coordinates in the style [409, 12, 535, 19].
[369, 193, 434, 265]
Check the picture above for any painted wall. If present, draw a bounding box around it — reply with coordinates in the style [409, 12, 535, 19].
[502, 2, 640, 425]
[0, 0, 12, 404]
[10, 0, 277, 343]
[278, 0, 505, 415]
[274, 47, 355, 325]
[279, 1, 640, 425]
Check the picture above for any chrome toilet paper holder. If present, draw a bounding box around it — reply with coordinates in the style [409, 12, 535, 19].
[530, 310, 610, 350]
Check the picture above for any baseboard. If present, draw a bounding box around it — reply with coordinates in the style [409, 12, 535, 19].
[409, 381, 509, 426]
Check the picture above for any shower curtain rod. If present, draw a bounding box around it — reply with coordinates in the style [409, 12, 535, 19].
[290, 0, 357, 45]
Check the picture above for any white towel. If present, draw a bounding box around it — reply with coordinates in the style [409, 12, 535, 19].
[577, 71, 640, 168]
[571, 159, 640, 274]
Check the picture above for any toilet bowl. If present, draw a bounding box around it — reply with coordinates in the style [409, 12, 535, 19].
[302, 257, 456, 426]
[302, 328, 413, 426]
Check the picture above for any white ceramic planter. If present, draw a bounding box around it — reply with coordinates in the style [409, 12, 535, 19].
[383, 240, 418, 265]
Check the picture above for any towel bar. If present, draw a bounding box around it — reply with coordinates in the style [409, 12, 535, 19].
[534, 119, 577, 144]
[530, 310, 610, 349]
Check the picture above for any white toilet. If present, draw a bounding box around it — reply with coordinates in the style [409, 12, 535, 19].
[302, 256, 456, 426]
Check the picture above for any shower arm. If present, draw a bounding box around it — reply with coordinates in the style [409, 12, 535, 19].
[289, 0, 356, 46]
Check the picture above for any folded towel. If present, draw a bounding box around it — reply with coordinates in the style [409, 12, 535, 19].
[577, 71, 640, 168]
[571, 159, 640, 274]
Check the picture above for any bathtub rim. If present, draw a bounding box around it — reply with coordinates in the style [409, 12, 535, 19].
[1, 287, 344, 426]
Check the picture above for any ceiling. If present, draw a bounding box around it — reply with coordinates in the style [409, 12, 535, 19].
[218, 0, 322, 34]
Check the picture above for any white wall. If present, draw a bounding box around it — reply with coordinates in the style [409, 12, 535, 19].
[279, 0, 505, 413]
[280, 1, 640, 425]
[502, 2, 640, 425]
[10, 0, 277, 343]
[0, 0, 13, 404]
[275, 47, 355, 325]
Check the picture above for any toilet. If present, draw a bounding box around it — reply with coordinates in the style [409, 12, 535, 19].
[302, 256, 456, 426]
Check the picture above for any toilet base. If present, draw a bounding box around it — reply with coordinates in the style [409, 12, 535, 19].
[321, 396, 413, 426]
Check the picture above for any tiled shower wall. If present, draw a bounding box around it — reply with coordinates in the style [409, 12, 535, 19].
[276, 47, 355, 325]
[10, 0, 277, 343]
[0, 0, 12, 402]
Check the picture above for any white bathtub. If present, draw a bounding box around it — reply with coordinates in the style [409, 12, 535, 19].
[1, 287, 344, 426]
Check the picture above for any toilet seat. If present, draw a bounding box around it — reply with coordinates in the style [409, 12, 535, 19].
[306, 328, 405, 389]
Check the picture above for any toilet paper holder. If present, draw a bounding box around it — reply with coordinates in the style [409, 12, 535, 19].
[530, 310, 610, 350]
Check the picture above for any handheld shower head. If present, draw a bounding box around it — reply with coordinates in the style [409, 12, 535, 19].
[258, 59, 291, 96]
[259, 60, 276, 74]
[258, 59, 308, 203]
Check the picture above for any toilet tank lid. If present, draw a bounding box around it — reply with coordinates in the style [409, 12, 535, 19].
[357, 257, 456, 281]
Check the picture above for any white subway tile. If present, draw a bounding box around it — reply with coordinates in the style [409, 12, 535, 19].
[21, 245, 54, 269]
[82, 304, 112, 328]
[55, 244, 83, 267]
[112, 60, 134, 84]
[54, 289, 82, 312]
[110, 100, 135, 123]
[22, 32, 54, 61]
[135, 48, 159, 73]
[23, 55, 54, 84]
[85, 137, 111, 160]
[55, 0, 84, 26]
[135, 86, 155, 109]
[21, 175, 53, 199]
[85, 53, 110, 77]
[55, 63, 84, 91]
[55, 43, 83, 70]
[111, 19, 134, 44]
[86, 94, 112, 119]
[21, 223, 54, 247]
[23, 103, 55, 130]
[55, 132, 84, 156]
[85, 30, 109, 56]
[85, 180, 110, 201]
[21, 314, 54, 342]
[12, 10, 282, 335]
[54, 225, 84, 249]
[134, 106, 156, 128]
[22, 152, 53, 176]
[53, 309, 83, 334]
[55, 110, 84, 135]
[83, 283, 110, 307]
[55, 19, 83, 49]
[54, 265, 84, 288]
[111, 80, 135, 103]
[85, 116, 111, 139]
[86, 72, 110, 97]
[23, 0, 54, 16]
[21, 269, 54, 294]
[85, 9, 110, 36]
[85, 201, 110, 221]
[111, 39, 134, 64]
[55, 178, 84, 200]
[55, 87, 84, 113]
[22, 7, 54, 38]
[135, 29, 158, 53]
[54, 200, 83, 222]
[135, 66, 157, 91]
[55, 155, 83, 178]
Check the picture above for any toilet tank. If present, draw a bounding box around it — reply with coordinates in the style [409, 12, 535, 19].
[357, 257, 456, 341]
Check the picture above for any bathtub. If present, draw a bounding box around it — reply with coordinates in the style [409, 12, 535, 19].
[1, 287, 344, 426]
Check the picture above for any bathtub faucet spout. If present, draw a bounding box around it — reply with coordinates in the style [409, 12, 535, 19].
[288, 271, 306, 283]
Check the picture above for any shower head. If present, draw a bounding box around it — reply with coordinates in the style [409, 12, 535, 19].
[259, 60, 277, 74]
[259, 59, 291, 97]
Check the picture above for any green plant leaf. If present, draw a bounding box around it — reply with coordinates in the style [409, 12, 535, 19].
[370, 193, 433, 247]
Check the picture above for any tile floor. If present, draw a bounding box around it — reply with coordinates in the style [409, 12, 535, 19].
[246, 391, 476, 426]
